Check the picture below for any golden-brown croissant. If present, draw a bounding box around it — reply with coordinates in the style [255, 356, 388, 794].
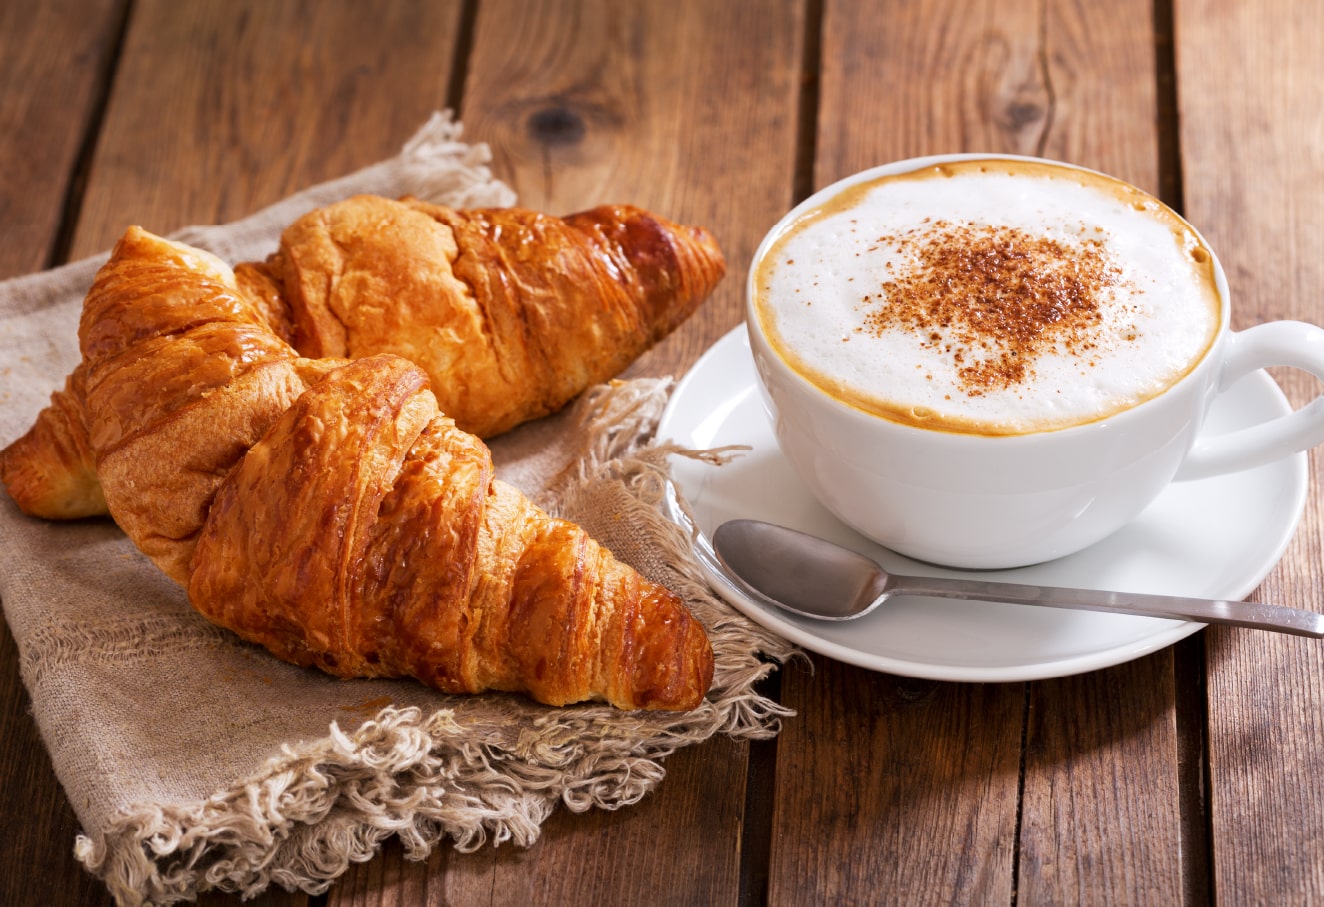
[1, 195, 725, 521]
[11, 227, 713, 710]
[241, 195, 725, 438]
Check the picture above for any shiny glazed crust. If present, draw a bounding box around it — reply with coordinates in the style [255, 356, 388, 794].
[0, 200, 725, 710]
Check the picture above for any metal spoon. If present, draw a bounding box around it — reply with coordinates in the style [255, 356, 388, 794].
[711, 519, 1324, 637]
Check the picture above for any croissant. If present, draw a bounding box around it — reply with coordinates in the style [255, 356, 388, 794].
[1, 194, 725, 520]
[5, 227, 714, 710]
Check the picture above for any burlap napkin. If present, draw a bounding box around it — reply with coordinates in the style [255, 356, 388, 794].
[0, 112, 795, 906]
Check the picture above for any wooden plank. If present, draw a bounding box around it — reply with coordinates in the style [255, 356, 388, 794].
[770, 0, 1189, 903]
[815, 0, 1163, 193]
[71, 0, 467, 258]
[0, 2, 126, 906]
[328, 0, 806, 903]
[1018, 658, 1186, 903]
[773, 665, 1022, 903]
[0, 0, 124, 279]
[1176, 0, 1324, 901]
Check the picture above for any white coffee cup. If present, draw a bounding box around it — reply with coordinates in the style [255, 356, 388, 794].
[747, 153, 1324, 569]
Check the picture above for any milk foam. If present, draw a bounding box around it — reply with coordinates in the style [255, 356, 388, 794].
[755, 160, 1223, 434]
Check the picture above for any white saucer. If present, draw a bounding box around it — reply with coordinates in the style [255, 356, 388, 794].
[659, 327, 1309, 682]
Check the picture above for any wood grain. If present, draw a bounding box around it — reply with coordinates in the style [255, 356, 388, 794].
[1177, 0, 1324, 901]
[817, 0, 1161, 190]
[70, 0, 466, 258]
[771, 663, 1022, 904]
[1019, 659, 1186, 904]
[0, 0, 125, 279]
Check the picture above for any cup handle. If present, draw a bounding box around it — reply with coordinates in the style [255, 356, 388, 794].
[1175, 321, 1324, 481]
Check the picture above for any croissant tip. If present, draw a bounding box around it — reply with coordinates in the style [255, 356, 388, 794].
[622, 592, 716, 712]
[0, 438, 106, 520]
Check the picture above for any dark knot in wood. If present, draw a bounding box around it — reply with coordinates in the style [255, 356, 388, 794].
[527, 106, 587, 147]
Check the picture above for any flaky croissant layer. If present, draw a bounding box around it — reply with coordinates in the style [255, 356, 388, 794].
[188, 354, 712, 710]
[1, 200, 723, 710]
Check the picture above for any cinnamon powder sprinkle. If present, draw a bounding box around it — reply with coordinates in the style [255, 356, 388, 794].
[861, 220, 1131, 395]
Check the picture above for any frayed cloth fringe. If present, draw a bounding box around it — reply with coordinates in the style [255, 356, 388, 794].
[74, 407, 797, 907]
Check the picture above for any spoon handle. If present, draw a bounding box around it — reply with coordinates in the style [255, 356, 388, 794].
[886, 574, 1324, 638]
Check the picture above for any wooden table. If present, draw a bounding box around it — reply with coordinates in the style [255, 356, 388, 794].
[4, 1, 1324, 904]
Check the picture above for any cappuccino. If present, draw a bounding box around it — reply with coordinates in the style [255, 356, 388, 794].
[753, 159, 1222, 434]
